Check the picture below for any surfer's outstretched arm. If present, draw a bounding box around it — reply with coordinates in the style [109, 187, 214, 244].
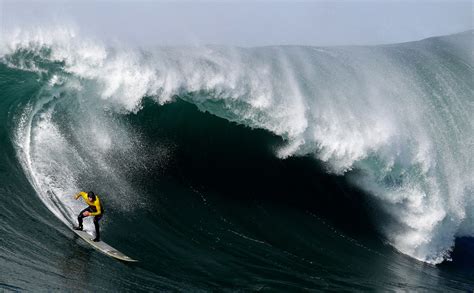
[74, 191, 87, 200]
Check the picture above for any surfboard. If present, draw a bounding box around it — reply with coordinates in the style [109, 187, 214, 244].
[72, 229, 138, 262]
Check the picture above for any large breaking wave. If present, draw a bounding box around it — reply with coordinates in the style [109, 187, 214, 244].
[2, 27, 472, 264]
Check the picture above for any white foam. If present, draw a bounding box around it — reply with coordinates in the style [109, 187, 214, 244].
[6, 26, 473, 264]
[14, 94, 83, 228]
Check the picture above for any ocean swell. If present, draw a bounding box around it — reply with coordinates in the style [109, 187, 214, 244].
[2, 27, 473, 264]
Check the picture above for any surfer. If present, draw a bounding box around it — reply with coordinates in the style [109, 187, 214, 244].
[73, 191, 103, 242]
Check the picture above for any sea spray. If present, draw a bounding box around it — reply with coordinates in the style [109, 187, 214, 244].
[3, 27, 472, 264]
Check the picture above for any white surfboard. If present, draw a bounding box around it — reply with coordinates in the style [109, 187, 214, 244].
[72, 229, 138, 262]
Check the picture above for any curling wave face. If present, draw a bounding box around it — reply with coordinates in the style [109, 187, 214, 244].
[2, 27, 473, 264]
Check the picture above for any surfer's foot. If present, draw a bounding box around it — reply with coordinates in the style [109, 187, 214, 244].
[73, 225, 83, 231]
[92, 237, 100, 242]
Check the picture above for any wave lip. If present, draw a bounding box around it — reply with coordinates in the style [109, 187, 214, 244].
[3, 27, 473, 264]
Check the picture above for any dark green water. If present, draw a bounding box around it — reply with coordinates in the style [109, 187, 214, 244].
[0, 31, 473, 291]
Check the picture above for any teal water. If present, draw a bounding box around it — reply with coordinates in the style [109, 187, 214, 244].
[0, 30, 472, 291]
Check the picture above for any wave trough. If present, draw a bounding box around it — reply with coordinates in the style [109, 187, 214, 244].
[2, 27, 473, 265]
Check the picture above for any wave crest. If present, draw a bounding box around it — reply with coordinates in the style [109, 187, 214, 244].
[4, 27, 473, 264]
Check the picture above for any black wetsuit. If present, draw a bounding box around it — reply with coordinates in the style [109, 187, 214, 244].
[77, 205, 104, 240]
[75, 192, 104, 241]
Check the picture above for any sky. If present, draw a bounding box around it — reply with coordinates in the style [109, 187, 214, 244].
[1, 1, 472, 47]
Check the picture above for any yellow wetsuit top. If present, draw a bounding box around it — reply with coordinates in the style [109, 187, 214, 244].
[75, 191, 102, 216]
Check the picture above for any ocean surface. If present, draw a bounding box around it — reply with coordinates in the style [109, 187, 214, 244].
[0, 28, 473, 291]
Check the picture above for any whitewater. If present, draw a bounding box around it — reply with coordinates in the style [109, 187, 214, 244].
[1, 27, 473, 269]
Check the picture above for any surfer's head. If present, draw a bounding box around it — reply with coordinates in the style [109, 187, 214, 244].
[87, 191, 96, 201]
